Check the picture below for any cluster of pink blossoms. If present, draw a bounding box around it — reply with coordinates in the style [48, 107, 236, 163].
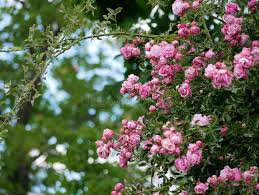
[191, 114, 211, 126]
[177, 21, 200, 38]
[96, 128, 115, 159]
[120, 39, 142, 60]
[204, 62, 233, 89]
[111, 183, 124, 195]
[121, 40, 188, 112]
[172, 0, 203, 16]
[193, 166, 259, 194]
[143, 122, 183, 155]
[174, 140, 203, 173]
[234, 41, 259, 79]
[96, 116, 144, 168]
[178, 49, 216, 97]
[221, 3, 249, 46]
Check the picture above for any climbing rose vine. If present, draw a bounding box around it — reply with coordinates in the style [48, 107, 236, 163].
[97, 0, 258, 194]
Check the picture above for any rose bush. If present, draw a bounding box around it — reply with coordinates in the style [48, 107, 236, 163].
[96, 0, 258, 194]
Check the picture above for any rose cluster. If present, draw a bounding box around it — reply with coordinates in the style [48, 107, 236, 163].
[177, 21, 201, 38]
[194, 165, 259, 194]
[204, 62, 233, 89]
[96, 128, 115, 159]
[111, 183, 125, 195]
[234, 41, 259, 79]
[172, 0, 203, 16]
[96, 116, 144, 168]
[174, 140, 203, 173]
[221, 3, 249, 46]
[120, 43, 141, 60]
[143, 122, 183, 155]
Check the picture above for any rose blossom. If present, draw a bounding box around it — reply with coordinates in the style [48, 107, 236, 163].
[102, 129, 115, 140]
[172, 0, 190, 16]
[114, 183, 124, 192]
[225, 2, 239, 14]
[207, 175, 218, 187]
[178, 80, 192, 98]
[220, 125, 228, 136]
[204, 49, 215, 59]
[185, 66, 199, 81]
[248, 0, 257, 11]
[190, 21, 201, 35]
[242, 170, 253, 184]
[175, 156, 190, 172]
[186, 149, 202, 166]
[149, 105, 157, 112]
[179, 191, 188, 195]
[205, 62, 233, 89]
[194, 182, 209, 194]
[191, 114, 211, 126]
[150, 144, 160, 155]
[120, 43, 140, 60]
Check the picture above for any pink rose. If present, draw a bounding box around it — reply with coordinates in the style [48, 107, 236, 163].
[111, 191, 117, 195]
[220, 125, 228, 137]
[242, 170, 253, 184]
[139, 83, 152, 99]
[150, 45, 161, 58]
[175, 157, 190, 172]
[230, 168, 242, 182]
[150, 144, 160, 155]
[129, 134, 140, 145]
[227, 23, 241, 36]
[178, 80, 192, 98]
[114, 183, 124, 192]
[179, 191, 188, 195]
[177, 24, 190, 38]
[103, 129, 115, 140]
[205, 62, 233, 89]
[204, 64, 217, 79]
[192, 57, 205, 70]
[127, 121, 137, 129]
[153, 135, 162, 143]
[248, 0, 257, 11]
[207, 175, 218, 187]
[186, 150, 202, 166]
[219, 166, 232, 181]
[234, 64, 249, 79]
[204, 49, 215, 59]
[149, 105, 157, 112]
[170, 132, 183, 145]
[97, 144, 111, 159]
[192, 1, 201, 9]
[161, 43, 177, 58]
[185, 66, 199, 80]
[120, 43, 140, 60]
[190, 22, 200, 35]
[194, 182, 209, 194]
[172, 0, 190, 16]
[191, 114, 211, 126]
[161, 138, 175, 151]
[158, 65, 175, 77]
[225, 2, 239, 14]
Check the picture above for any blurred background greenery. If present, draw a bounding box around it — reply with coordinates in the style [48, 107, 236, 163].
[0, 0, 175, 194]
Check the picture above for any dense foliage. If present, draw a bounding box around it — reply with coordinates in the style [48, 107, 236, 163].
[96, 0, 259, 194]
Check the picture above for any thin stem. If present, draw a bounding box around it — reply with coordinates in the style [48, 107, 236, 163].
[0, 32, 176, 53]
